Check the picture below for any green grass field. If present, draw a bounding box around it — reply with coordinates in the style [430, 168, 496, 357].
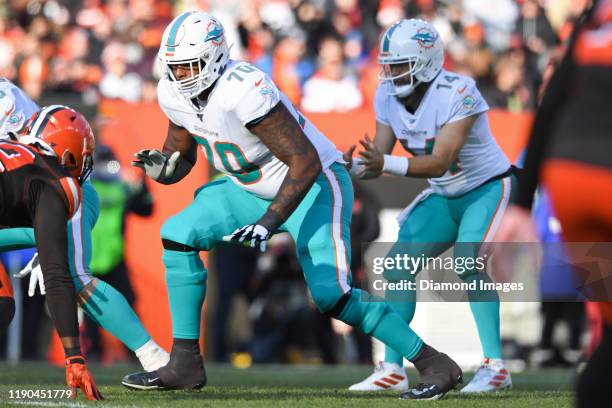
[0, 362, 576, 407]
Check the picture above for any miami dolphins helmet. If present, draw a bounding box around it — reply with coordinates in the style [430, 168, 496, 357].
[378, 19, 444, 97]
[158, 11, 229, 99]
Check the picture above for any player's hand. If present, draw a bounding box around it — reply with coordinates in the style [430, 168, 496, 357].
[343, 144, 368, 178]
[358, 134, 384, 176]
[493, 205, 538, 243]
[65, 356, 104, 401]
[13, 253, 45, 297]
[222, 224, 271, 253]
[343, 144, 356, 168]
[132, 149, 180, 182]
[491, 205, 540, 283]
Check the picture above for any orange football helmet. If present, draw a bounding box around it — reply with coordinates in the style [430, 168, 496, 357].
[20, 105, 95, 183]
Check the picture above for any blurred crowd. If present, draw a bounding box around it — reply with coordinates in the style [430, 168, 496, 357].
[0, 0, 590, 113]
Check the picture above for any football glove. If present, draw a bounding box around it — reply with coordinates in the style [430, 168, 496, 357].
[223, 224, 271, 253]
[132, 149, 180, 182]
[65, 356, 104, 401]
[13, 253, 45, 297]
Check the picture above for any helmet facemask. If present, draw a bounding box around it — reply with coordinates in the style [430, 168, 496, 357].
[378, 58, 425, 97]
[160, 55, 213, 100]
[78, 154, 94, 184]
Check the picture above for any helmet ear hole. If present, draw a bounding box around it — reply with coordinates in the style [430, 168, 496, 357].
[60, 150, 77, 168]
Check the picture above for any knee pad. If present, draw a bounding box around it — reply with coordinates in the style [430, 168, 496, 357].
[0, 297, 15, 334]
[310, 283, 346, 315]
[333, 289, 390, 334]
[323, 291, 351, 318]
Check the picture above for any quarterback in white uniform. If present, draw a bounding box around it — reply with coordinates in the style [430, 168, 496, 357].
[347, 19, 514, 395]
[123, 11, 463, 399]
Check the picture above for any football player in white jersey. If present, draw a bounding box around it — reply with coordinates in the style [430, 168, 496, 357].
[346, 19, 515, 394]
[0, 78, 39, 138]
[0, 78, 169, 373]
[122, 11, 463, 399]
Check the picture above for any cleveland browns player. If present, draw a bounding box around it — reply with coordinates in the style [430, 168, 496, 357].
[0, 105, 103, 401]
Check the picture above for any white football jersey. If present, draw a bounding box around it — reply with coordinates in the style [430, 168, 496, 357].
[375, 69, 510, 197]
[158, 60, 341, 199]
[0, 78, 39, 139]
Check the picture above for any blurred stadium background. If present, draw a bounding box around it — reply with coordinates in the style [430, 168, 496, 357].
[0, 0, 591, 390]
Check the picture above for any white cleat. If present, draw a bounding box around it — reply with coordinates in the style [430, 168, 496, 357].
[135, 339, 171, 372]
[348, 362, 409, 391]
[460, 358, 512, 393]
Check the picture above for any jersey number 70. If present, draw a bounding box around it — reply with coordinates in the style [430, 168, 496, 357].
[196, 136, 262, 184]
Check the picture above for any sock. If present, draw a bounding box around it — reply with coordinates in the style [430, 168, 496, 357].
[135, 339, 169, 371]
[81, 280, 151, 351]
[337, 288, 423, 361]
[135, 339, 162, 357]
[384, 286, 417, 366]
[464, 274, 502, 359]
[163, 249, 207, 340]
[469, 300, 502, 358]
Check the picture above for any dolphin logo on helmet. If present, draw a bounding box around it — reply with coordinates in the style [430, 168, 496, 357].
[205, 21, 224, 45]
[411, 29, 438, 49]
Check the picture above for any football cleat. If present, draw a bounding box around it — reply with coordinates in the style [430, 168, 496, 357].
[460, 358, 512, 393]
[348, 362, 408, 391]
[123, 341, 206, 391]
[121, 370, 165, 390]
[401, 346, 463, 400]
[401, 383, 445, 400]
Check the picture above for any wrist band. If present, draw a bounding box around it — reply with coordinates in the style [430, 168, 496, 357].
[383, 155, 409, 176]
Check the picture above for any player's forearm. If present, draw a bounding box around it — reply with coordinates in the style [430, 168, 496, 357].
[157, 155, 194, 185]
[258, 156, 321, 231]
[405, 155, 450, 178]
[156, 123, 197, 185]
[33, 198, 81, 354]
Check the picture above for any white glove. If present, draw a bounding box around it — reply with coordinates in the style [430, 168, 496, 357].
[13, 253, 45, 297]
[132, 150, 180, 181]
[223, 224, 271, 253]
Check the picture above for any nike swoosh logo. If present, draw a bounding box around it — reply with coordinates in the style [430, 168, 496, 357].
[146, 376, 160, 384]
[412, 385, 435, 395]
[255, 78, 263, 87]
[458, 85, 467, 94]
